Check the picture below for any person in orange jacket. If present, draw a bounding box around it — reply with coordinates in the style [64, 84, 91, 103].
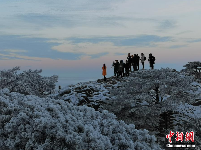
[102, 64, 107, 81]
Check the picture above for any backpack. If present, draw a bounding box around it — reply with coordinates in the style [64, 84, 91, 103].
[152, 56, 155, 61]
[144, 56, 146, 61]
[119, 63, 123, 71]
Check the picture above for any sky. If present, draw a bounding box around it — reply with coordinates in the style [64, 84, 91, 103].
[0, 0, 201, 87]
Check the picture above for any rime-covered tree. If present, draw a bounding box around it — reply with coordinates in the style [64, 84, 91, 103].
[99, 68, 200, 148]
[181, 61, 201, 74]
[181, 61, 201, 83]
[0, 66, 58, 97]
[0, 88, 162, 150]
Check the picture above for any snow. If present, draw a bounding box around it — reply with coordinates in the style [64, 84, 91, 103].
[1, 64, 201, 149]
[0, 88, 162, 150]
[176, 102, 201, 119]
[161, 94, 171, 101]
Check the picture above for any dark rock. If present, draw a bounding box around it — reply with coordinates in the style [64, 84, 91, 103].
[192, 100, 201, 106]
[97, 79, 102, 83]
[77, 99, 87, 106]
[59, 89, 71, 96]
[64, 99, 71, 103]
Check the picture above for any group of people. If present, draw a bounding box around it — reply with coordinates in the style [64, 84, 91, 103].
[102, 53, 156, 81]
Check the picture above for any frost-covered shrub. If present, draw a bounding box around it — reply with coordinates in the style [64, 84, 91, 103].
[0, 89, 162, 150]
[170, 102, 201, 148]
[104, 68, 196, 114]
[181, 61, 201, 74]
[101, 67, 200, 149]
[0, 66, 58, 97]
[181, 61, 201, 83]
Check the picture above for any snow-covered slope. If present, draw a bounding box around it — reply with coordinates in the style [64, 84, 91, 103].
[1, 65, 201, 149]
[48, 67, 201, 149]
[0, 88, 162, 150]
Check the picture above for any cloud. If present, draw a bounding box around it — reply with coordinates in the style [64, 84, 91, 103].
[37, 0, 120, 12]
[169, 45, 187, 49]
[18, 13, 86, 29]
[10, 0, 159, 30]
[18, 12, 161, 30]
[0, 53, 40, 61]
[0, 35, 84, 60]
[89, 52, 109, 59]
[187, 38, 201, 43]
[11, 0, 130, 29]
[176, 30, 192, 35]
[0, 34, 173, 61]
[114, 52, 126, 56]
[2, 49, 27, 53]
[67, 35, 172, 47]
[19, 14, 63, 27]
[157, 20, 177, 30]
[16, 13, 131, 29]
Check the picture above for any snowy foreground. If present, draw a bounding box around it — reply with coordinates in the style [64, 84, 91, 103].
[0, 89, 161, 150]
[1, 66, 201, 150]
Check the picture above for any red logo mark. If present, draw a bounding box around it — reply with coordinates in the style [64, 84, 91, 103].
[166, 131, 174, 143]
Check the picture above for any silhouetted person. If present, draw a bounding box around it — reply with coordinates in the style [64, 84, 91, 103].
[136, 54, 140, 70]
[115, 60, 120, 77]
[112, 60, 119, 76]
[133, 54, 138, 71]
[122, 60, 125, 76]
[140, 53, 146, 69]
[148, 53, 155, 69]
[127, 53, 132, 72]
[131, 55, 134, 72]
[112, 61, 115, 76]
[125, 60, 130, 76]
[118, 60, 124, 77]
[102, 64, 107, 81]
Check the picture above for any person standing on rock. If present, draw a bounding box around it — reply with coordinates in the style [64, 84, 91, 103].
[123, 60, 126, 76]
[102, 64, 107, 81]
[136, 54, 140, 70]
[133, 54, 138, 71]
[125, 60, 130, 76]
[112, 60, 119, 76]
[127, 53, 132, 72]
[119, 60, 124, 78]
[140, 53, 146, 69]
[116, 60, 120, 77]
[148, 53, 155, 69]
[112, 61, 116, 76]
[131, 55, 134, 72]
